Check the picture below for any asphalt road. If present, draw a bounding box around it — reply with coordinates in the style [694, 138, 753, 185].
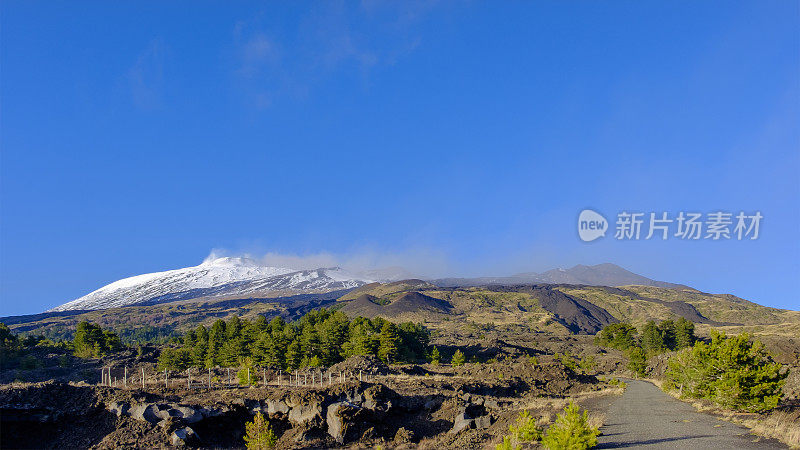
[596, 380, 785, 449]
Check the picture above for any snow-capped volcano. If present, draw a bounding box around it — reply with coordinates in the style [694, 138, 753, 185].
[50, 257, 374, 312]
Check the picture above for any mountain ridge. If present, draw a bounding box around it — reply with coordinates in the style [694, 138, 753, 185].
[48, 260, 690, 313]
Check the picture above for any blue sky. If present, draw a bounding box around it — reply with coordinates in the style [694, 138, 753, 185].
[1, 1, 798, 315]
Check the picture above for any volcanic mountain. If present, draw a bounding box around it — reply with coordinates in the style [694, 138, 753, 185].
[50, 256, 373, 312]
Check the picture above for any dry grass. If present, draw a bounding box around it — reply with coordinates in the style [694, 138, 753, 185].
[739, 409, 800, 449]
[662, 387, 800, 449]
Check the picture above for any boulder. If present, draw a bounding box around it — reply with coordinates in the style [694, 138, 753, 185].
[266, 399, 289, 416]
[170, 426, 200, 446]
[325, 402, 363, 444]
[106, 401, 129, 417]
[288, 402, 323, 426]
[474, 414, 494, 429]
[450, 412, 474, 434]
[450, 403, 489, 434]
[171, 405, 203, 424]
[326, 402, 347, 443]
[130, 404, 162, 424]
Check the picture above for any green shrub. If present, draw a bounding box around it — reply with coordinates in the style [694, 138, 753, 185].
[664, 331, 787, 412]
[626, 346, 647, 377]
[509, 410, 542, 442]
[556, 352, 578, 372]
[237, 357, 259, 386]
[73, 322, 122, 358]
[244, 412, 277, 449]
[451, 349, 465, 366]
[608, 377, 627, 388]
[541, 401, 599, 450]
[19, 355, 41, 370]
[429, 346, 441, 365]
[578, 355, 596, 374]
[495, 435, 520, 450]
[595, 322, 637, 350]
[157, 347, 191, 371]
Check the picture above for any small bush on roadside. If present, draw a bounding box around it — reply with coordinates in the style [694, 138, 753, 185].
[541, 401, 600, 450]
[664, 331, 787, 412]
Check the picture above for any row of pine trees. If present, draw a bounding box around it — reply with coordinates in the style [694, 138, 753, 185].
[158, 309, 430, 371]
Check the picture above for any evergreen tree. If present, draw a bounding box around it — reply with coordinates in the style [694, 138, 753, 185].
[658, 320, 676, 350]
[429, 346, 441, 365]
[378, 322, 400, 364]
[253, 315, 268, 332]
[318, 312, 348, 365]
[541, 402, 599, 450]
[640, 320, 664, 354]
[665, 331, 787, 412]
[244, 412, 277, 449]
[226, 316, 242, 340]
[674, 317, 695, 349]
[595, 322, 637, 350]
[627, 346, 647, 377]
[285, 340, 302, 370]
[206, 319, 226, 367]
[451, 349, 466, 366]
[190, 325, 209, 368]
[72, 321, 121, 358]
[299, 323, 320, 360]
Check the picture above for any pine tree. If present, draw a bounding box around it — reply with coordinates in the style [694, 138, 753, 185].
[658, 319, 676, 350]
[665, 331, 787, 412]
[451, 349, 466, 366]
[627, 346, 647, 377]
[226, 316, 242, 340]
[299, 323, 320, 360]
[541, 401, 599, 450]
[285, 340, 301, 370]
[378, 322, 400, 364]
[674, 317, 695, 349]
[429, 346, 441, 366]
[244, 412, 277, 449]
[191, 326, 209, 368]
[640, 320, 664, 354]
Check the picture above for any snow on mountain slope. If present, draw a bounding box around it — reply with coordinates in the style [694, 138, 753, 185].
[50, 257, 373, 312]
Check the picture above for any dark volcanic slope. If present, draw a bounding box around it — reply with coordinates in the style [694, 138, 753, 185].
[491, 285, 617, 334]
[339, 292, 453, 319]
